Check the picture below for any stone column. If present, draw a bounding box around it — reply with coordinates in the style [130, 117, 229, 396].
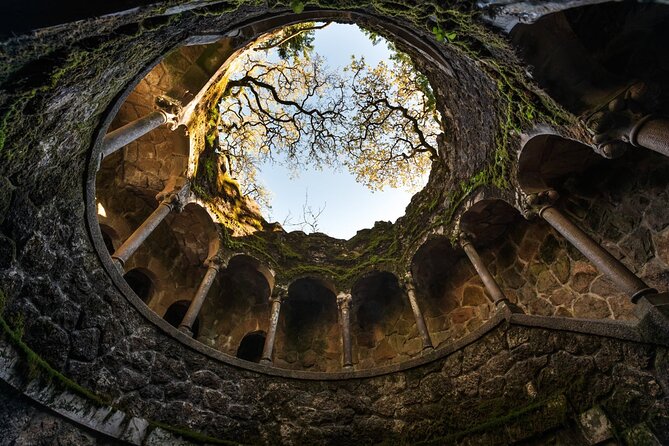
[630, 116, 669, 158]
[403, 274, 433, 350]
[101, 110, 171, 158]
[460, 234, 508, 307]
[337, 292, 353, 369]
[533, 193, 655, 302]
[178, 256, 222, 337]
[260, 294, 284, 364]
[111, 183, 189, 270]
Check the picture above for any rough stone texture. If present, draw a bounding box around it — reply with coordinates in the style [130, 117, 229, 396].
[0, 1, 668, 444]
[0, 381, 121, 445]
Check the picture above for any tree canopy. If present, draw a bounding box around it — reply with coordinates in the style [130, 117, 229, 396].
[217, 23, 444, 210]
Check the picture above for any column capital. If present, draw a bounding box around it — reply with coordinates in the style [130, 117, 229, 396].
[156, 181, 191, 212]
[522, 189, 559, 219]
[155, 95, 182, 128]
[586, 81, 654, 158]
[401, 272, 416, 293]
[270, 284, 288, 304]
[269, 294, 284, 305]
[458, 232, 474, 248]
[337, 292, 352, 310]
[204, 254, 225, 271]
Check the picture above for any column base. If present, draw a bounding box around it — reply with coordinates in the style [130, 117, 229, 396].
[631, 287, 658, 304]
[260, 358, 273, 365]
[422, 344, 434, 351]
[111, 257, 125, 274]
[497, 299, 524, 315]
[178, 326, 194, 337]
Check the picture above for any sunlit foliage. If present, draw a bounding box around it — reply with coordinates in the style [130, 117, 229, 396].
[217, 23, 444, 208]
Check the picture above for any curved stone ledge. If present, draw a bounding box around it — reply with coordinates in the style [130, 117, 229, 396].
[3, 1, 669, 444]
[1, 307, 667, 444]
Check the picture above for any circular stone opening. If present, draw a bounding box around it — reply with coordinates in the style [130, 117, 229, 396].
[207, 21, 443, 239]
[87, 8, 485, 376]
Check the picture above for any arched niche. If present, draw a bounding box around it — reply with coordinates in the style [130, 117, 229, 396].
[509, 2, 669, 115]
[163, 300, 200, 338]
[98, 224, 118, 255]
[351, 271, 415, 368]
[459, 199, 521, 247]
[123, 268, 155, 303]
[411, 237, 461, 305]
[410, 237, 490, 346]
[236, 330, 267, 363]
[518, 134, 599, 193]
[168, 202, 220, 267]
[198, 254, 273, 356]
[276, 277, 338, 372]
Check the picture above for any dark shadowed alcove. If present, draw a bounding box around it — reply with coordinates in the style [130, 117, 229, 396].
[236, 330, 266, 363]
[164, 300, 200, 338]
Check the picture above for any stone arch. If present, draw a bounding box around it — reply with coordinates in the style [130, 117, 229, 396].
[236, 330, 267, 363]
[198, 254, 274, 356]
[168, 202, 220, 267]
[508, 1, 669, 115]
[275, 277, 339, 371]
[410, 236, 491, 346]
[98, 223, 119, 255]
[459, 199, 521, 246]
[122, 267, 155, 303]
[350, 271, 415, 367]
[163, 300, 200, 338]
[518, 133, 599, 193]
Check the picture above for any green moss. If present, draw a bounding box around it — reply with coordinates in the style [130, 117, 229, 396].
[0, 289, 109, 405]
[149, 421, 243, 445]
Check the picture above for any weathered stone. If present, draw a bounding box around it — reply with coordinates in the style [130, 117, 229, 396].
[549, 288, 576, 307]
[536, 270, 560, 294]
[579, 407, 614, 444]
[518, 238, 540, 263]
[589, 276, 620, 298]
[373, 339, 396, 362]
[527, 296, 555, 316]
[552, 256, 570, 284]
[70, 328, 100, 362]
[655, 228, 669, 266]
[22, 317, 70, 370]
[539, 234, 561, 264]
[573, 296, 611, 319]
[0, 234, 16, 269]
[449, 307, 476, 324]
[624, 422, 663, 446]
[496, 243, 516, 269]
[462, 285, 488, 306]
[620, 227, 654, 265]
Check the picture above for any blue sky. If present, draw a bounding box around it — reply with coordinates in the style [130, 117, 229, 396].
[256, 23, 426, 240]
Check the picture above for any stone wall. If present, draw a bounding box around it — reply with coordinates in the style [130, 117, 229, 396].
[1, 314, 668, 445]
[0, 1, 668, 444]
[486, 150, 669, 321]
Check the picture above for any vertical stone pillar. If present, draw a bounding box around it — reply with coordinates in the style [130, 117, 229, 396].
[404, 273, 433, 350]
[102, 110, 171, 158]
[112, 183, 189, 270]
[533, 193, 655, 302]
[460, 234, 508, 307]
[337, 292, 353, 369]
[178, 255, 223, 337]
[260, 293, 284, 364]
